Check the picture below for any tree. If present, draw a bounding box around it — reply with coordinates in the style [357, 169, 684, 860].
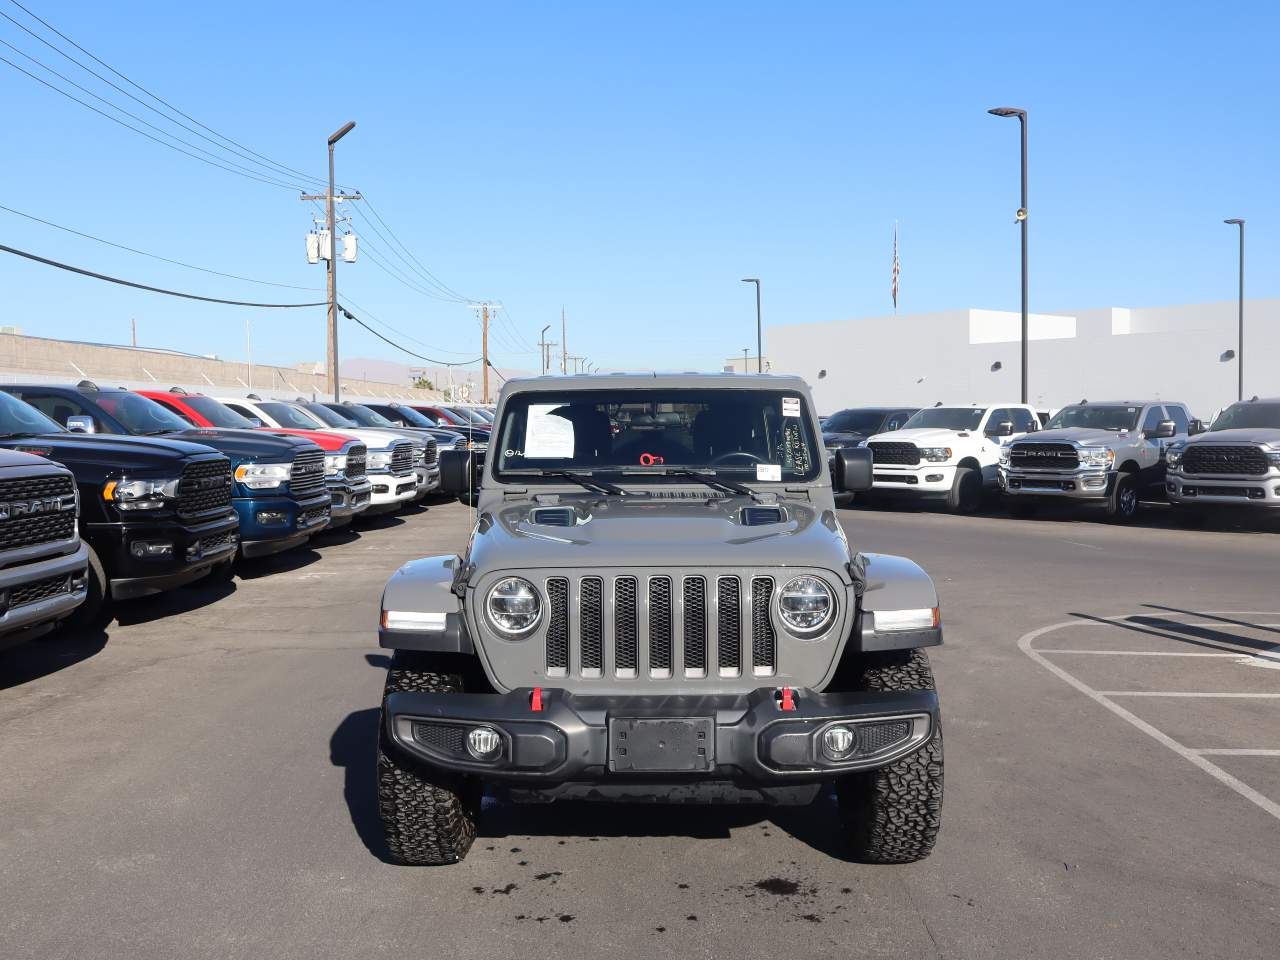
[411, 374, 435, 391]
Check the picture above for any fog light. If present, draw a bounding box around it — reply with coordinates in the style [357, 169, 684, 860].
[925, 474, 943, 483]
[130, 539, 173, 559]
[466, 726, 503, 760]
[821, 725, 858, 761]
[256, 510, 289, 526]
[373, 484, 389, 494]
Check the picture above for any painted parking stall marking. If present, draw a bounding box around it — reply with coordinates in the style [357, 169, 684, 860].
[1020, 609, 1280, 822]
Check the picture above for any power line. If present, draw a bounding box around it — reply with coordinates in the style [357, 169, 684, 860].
[338, 303, 481, 366]
[345, 203, 466, 302]
[2, 0, 335, 190]
[339, 292, 485, 358]
[358, 195, 471, 301]
[0, 203, 322, 291]
[0, 241, 326, 307]
[0, 52, 304, 190]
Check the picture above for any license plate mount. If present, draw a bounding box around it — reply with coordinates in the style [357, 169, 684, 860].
[608, 717, 714, 773]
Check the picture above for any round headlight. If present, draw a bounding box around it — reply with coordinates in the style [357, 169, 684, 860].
[486, 577, 541, 635]
[778, 575, 834, 634]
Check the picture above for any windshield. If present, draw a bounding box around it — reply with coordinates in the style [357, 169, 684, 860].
[95, 393, 192, 434]
[300, 402, 359, 428]
[494, 388, 820, 482]
[260, 402, 325, 430]
[333, 404, 397, 428]
[1209, 402, 1280, 431]
[1046, 405, 1141, 432]
[824, 409, 889, 434]
[902, 408, 986, 431]
[472, 408, 495, 423]
[0, 390, 63, 435]
[182, 395, 258, 429]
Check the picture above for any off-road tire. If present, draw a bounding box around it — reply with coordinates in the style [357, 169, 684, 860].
[835, 649, 944, 864]
[1105, 471, 1139, 522]
[66, 543, 109, 630]
[945, 466, 981, 514]
[376, 654, 481, 865]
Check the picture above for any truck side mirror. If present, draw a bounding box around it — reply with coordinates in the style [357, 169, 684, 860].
[1188, 419, 1206, 435]
[439, 449, 477, 495]
[834, 447, 873, 493]
[65, 415, 95, 434]
[990, 420, 1014, 437]
[1151, 419, 1176, 439]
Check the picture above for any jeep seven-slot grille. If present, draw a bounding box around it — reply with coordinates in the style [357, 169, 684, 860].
[868, 442, 920, 466]
[1182, 444, 1269, 476]
[1009, 442, 1079, 470]
[345, 445, 367, 480]
[289, 449, 326, 497]
[0, 473, 76, 550]
[542, 573, 782, 680]
[390, 442, 414, 475]
[177, 458, 232, 517]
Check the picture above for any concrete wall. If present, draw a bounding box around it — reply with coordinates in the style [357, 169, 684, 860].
[0, 331, 446, 404]
[767, 299, 1278, 420]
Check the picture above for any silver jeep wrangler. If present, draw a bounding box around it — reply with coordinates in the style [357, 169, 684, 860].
[375, 374, 944, 864]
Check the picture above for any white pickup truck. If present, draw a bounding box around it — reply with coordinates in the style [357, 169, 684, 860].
[862, 404, 1040, 512]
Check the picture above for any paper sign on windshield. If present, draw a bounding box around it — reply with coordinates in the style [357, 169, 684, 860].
[782, 397, 801, 418]
[523, 404, 575, 458]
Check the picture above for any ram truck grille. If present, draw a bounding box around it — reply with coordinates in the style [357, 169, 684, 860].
[0, 473, 76, 549]
[390, 442, 414, 475]
[289, 449, 327, 497]
[177, 458, 233, 517]
[422, 439, 438, 467]
[868, 442, 920, 466]
[1009, 442, 1080, 470]
[540, 573, 778, 680]
[1182, 444, 1269, 476]
[344, 445, 367, 480]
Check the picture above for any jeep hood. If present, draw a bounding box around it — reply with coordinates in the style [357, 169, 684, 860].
[1018, 428, 1135, 446]
[1188, 428, 1280, 447]
[468, 495, 852, 574]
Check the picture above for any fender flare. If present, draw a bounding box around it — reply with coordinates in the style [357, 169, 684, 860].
[851, 552, 943, 652]
[378, 554, 473, 653]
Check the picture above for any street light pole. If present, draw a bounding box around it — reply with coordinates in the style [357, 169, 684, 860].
[1224, 219, 1245, 401]
[988, 107, 1028, 404]
[741, 278, 762, 373]
[538, 324, 551, 375]
[325, 121, 355, 402]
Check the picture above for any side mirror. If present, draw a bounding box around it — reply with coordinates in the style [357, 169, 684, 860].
[247, 417, 265, 428]
[1151, 419, 1176, 439]
[65, 415, 95, 434]
[1188, 419, 1206, 435]
[439, 448, 478, 495]
[834, 447, 873, 493]
[990, 420, 1014, 437]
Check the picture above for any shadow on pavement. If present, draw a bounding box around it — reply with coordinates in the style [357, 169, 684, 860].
[0, 624, 109, 690]
[112, 578, 237, 626]
[354, 513, 406, 532]
[1069, 610, 1280, 655]
[330, 707, 394, 863]
[235, 546, 323, 581]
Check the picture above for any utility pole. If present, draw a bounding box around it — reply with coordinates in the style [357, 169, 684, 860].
[300, 120, 359, 401]
[1224, 219, 1245, 401]
[538, 324, 551, 375]
[561, 308, 567, 375]
[481, 303, 490, 403]
[246, 317, 253, 390]
[130, 318, 137, 347]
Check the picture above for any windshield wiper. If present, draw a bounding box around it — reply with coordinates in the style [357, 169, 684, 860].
[619, 467, 757, 497]
[0, 431, 43, 439]
[505, 469, 629, 496]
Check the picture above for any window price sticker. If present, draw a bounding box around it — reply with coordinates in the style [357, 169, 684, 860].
[782, 397, 801, 418]
[756, 463, 782, 482]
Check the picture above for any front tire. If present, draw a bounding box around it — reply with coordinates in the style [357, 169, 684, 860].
[376, 654, 480, 865]
[835, 650, 944, 864]
[1106, 472, 1139, 522]
[66, 543, 109, 630]
[945, 466, 981, 514]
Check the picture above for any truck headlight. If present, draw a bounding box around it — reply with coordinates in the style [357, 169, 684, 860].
[234, 462, 291, 490]
[367, 451, 394, 470]
[919, 447, 951, 462]
[104, 477, 181, 510]
[486, 577, 541, 636]
[778, 575, 834, 634]
[324, 454, 348, 476]
[998, 446, 1011, 464]
[1078, 446, 1115, 467]
[1166, 445, 1185, 469]
[1267, 448, 1280, 467]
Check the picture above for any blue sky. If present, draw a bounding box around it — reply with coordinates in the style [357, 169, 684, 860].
[2, 1, 1276, 377]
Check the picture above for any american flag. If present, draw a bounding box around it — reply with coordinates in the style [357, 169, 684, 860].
[891, 223, 900, 312]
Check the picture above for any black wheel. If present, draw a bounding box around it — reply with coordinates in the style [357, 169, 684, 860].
[1007, 498, 1039, 518]
[835, 650, 944, 864]
[945, 466, 981, 514]
[1105, 472, 1139, 522]
[207, 558, 236, 583]
[66, 543, 110, 629]
[376, 653, 480, 865]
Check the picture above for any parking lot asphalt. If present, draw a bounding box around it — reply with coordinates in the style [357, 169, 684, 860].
[2, 497, 1278, 960]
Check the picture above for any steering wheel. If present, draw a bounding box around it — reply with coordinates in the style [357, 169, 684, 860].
[711, 450, 766, 465]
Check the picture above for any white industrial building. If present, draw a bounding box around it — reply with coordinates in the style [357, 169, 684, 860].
[766, 298, 1278, 421]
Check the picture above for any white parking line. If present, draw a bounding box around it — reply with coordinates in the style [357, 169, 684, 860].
[1020, 615, 1280, 823]
[1039, 649, 1245, 658]
[1099, 692, 1280, 698]
[1192, 749, 1280, 757]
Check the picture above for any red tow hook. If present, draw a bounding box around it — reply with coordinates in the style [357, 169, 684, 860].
[530, 687, 544, 712]
[779, 687, 796, 712]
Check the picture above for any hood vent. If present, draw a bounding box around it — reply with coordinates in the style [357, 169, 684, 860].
[641, 489, 729, 500]
[530, 506, 577, 527]
[740, 505, 786, 526]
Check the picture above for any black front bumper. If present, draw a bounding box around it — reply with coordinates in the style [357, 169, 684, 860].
[384, 686, 938, 791]
[85, 511, 239, 601]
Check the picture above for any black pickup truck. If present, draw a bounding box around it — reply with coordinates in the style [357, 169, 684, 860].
[0, 389, 239, 622]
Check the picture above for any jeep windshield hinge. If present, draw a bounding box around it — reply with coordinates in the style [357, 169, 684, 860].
[450, 561, 475, 599]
